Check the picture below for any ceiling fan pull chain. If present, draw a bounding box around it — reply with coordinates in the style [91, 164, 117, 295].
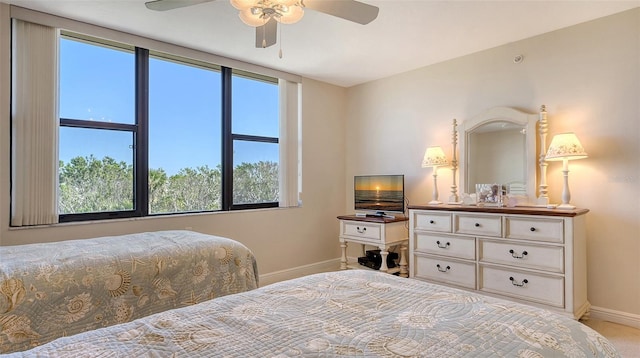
[262, 18, 267, 48]
[278, 22, 283, 58]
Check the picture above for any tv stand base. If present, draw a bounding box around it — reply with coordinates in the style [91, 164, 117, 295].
[337, 215, 409, 278]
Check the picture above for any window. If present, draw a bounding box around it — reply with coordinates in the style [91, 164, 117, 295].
[58, 36, 137, 219]
[10, 14, 300, 227]
[58, 127, 134, 214]
[148, 55, 222, 214]
[230, 70, 279, 207]
[56, 33, 284, 222]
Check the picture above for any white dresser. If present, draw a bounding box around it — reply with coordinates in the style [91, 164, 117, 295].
[408, 205, 589, 319]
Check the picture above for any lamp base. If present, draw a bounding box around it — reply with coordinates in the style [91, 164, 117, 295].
[429, 200, 443, 205]
[556, 203, 576, 210]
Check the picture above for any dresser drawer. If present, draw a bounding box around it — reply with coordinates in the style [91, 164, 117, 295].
[342, 221, 381, 241]
[479, 239, 564, 273]
[414, 233, 475, 260]
[454, 214, 502, 237]
[412, 211, 452, 233]
[414, 254, 476, 289]
[505, 217, 564, 243]
[479, 265, 564, 307]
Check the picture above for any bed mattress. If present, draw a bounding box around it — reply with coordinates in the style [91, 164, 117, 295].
[0, 230, 258, 353]
[2, 269, 619, 357]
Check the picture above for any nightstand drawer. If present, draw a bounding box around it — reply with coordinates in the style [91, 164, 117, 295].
[505, 217, 564, 243]
[454, 214, 502, 237]
[414, 254, 476, 289]
[342, 221, 381, 241]
[479, 265, 564, 307]
[479, 239, 564, 273]
[412, 211, 452, 233]
[414, 233, 475, 260]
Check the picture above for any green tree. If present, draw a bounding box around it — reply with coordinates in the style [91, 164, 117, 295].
[149, 167, 170, 212]
[233, 161, 278, 204]
[59, 155, 133, 214]
[59, 156, 278, 215]
[156, 165, 222, 213]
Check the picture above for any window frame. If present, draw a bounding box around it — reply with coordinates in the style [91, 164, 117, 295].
[58, 33, 280, 223]
[225, 69, 280, 211]
[58, 35, 143, 222]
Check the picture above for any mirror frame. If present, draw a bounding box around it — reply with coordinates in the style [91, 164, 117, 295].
[458, 106, 539, 204]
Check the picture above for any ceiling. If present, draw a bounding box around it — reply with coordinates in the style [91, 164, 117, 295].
[7, 0, 640, 87]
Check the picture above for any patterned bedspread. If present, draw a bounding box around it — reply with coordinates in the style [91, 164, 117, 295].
[2, 270, 619, 357]
[0, 230, 258, 354]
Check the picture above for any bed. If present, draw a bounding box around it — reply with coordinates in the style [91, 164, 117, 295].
[2, 270, 619, 357]
[0, 230, 258, 354]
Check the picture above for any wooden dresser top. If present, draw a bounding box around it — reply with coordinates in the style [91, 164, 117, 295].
[407, 204, 589, 217]
[337, 215, 409, 223]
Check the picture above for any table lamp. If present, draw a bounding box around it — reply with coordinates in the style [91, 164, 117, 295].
[545, 132, 588, 209]
[422, 146, 448, 204]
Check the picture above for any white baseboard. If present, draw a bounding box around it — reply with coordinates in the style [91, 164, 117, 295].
[589, 305, 640, 329]
[259, 258, 340, 287]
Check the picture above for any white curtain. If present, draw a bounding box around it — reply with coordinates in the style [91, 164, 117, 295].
[11, 19, 58, 226]
[278, 79, 301, 208]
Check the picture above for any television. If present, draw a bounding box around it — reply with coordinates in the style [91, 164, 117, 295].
[354, 174, 405, 216]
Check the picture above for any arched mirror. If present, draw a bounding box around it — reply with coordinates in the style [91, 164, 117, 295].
[458, 106, 543, 205]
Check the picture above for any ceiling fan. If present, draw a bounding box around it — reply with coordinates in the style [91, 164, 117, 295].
[144, 0, 379, 49]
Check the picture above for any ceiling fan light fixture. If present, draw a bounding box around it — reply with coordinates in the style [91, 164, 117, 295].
[277, 5, 304, 24]
[239, 8, 265, 26]
[273, 0, 298, 6]
[145, 0, 379, 50]
[230, 0, 255, 10]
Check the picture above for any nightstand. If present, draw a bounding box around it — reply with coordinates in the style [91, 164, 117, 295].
[337, 215, 409, 277]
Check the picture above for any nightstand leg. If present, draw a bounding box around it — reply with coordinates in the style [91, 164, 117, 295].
[399, 243, 408, 278]
[379, 246, 389, 273]
[340, 241, 348, 270]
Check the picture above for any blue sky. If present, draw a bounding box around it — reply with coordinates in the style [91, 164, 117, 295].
[59, 38, 278, 175]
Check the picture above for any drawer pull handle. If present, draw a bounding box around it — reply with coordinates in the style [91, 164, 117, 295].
[356, 227, 366, 234]
[509, 277, 529, 287]
[509, 249, 528, 259]
[474, 223, 480, 227]
[530, 227, 536, 232]
[429, 220, 435, 224]
[436, 264, 451, 273]
[436, 241, 450, 249]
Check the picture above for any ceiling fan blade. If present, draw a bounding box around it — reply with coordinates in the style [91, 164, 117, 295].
[303, 0, 379, 25]
[145, 0, 216, 11]
[255, 18, 278, 48]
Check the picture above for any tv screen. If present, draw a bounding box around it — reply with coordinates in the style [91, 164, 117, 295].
[354, 175, 405, 215]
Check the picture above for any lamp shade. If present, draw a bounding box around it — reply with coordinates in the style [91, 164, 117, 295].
[277, 5, 304, 24]
[545, 132, 588, 161]
[273, 0, 297, 6]
[422, 146, 448, 168]
[239, 8, 265, 27]
[231, 0, 255, 10]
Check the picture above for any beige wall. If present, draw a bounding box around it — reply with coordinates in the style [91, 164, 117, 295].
[346, 9, 639, 317]
[0, 3, 347, 279]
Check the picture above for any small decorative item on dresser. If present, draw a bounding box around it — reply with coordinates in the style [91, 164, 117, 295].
[475, 183, 503, 205]
[461, 193, 476, 206]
